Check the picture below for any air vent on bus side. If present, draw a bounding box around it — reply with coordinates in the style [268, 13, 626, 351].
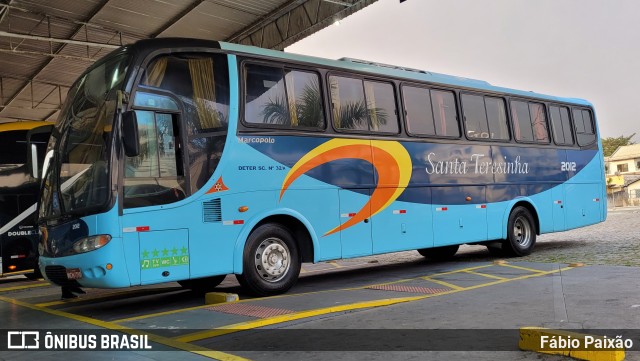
[203, 199, 222, 223]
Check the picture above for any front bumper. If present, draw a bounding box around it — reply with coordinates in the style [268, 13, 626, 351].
[39, 237, 131, 288]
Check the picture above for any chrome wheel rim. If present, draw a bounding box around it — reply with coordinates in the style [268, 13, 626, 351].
[513, 215, 532, 248]
[254, 237, 290, 283]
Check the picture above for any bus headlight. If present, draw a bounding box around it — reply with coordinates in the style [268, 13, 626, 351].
[72, 235, 112, 254]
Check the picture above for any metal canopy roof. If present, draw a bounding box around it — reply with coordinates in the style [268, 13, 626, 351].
[0, 0, 377, 124]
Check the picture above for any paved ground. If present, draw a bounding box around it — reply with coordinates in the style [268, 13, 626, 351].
[0, 208, 638, 360]
[348, 207, 640, 267]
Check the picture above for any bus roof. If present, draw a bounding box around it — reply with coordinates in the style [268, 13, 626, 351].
[218, 41, 592, 107]
[0, 121, 54, 132]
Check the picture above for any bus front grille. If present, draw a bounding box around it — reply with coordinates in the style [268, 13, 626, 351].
[44, 265, 81, 287]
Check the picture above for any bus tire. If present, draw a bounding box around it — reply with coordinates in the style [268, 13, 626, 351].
[417, 245, 459, 261]
[502, 206, 536, 256]
[236, 223, 301, 296]
[178, 275, 226, 291]
[236, 223, 300, 296]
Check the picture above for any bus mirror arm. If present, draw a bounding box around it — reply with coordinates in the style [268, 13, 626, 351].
[122, 110, 140, 157]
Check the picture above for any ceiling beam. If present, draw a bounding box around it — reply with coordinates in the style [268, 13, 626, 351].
[0, 0, 113, 119]
[232, 0, 377, 50]
[0, 47, 95, 61]
[151, 0, 206, 38]
[0, 3, 142, 38]
[323, 0, 353, 6]
[0, 30, 120, 49]
[0, 75, 70, 88]
[226, 0, 307, 44]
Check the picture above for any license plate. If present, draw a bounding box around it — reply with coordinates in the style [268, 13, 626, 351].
[66, 268, 82, 280]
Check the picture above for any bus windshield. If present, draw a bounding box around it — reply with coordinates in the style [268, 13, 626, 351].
[0, 130, 29, 173]
[39, 53, 129, 221]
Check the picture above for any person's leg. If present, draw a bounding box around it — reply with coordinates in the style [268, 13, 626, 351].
[68, 286, 86, 294]
[61, 287, 77, 299]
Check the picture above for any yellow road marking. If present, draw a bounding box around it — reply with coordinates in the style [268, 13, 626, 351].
[0, 294, 251, 361]
[302, 262, 370, 274]
[175, 296, 427, 343]
[175, 265, 575, 343]
[113, 262, 534, 324]
[463, 270, 508, 280]
[0, 282, 51, 293]
[498, 263, 547, 274]
[427, 264, 494, 276]
[35, 286, 183, 307]
[113, 304, 209, 324]
[362, 264, 496, 289]
[421, 277, 464, 290]
[454, 266, 573, 293]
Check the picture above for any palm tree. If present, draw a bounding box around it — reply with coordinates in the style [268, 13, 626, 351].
[260, 79, 389, 130]
[261, 96, 290, 125]
[296, 81, 324, 127]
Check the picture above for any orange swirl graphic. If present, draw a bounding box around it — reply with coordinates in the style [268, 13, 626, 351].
[280, 139, 412, 236]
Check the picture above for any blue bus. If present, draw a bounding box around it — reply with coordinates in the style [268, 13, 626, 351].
[37, 38, 606, 296]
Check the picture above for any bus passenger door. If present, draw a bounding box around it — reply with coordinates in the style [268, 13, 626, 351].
[339, 189, 372, 258]
[122, 109, 191, 285]
[551, 185, 566, 231]
[432, 186, 488, 246]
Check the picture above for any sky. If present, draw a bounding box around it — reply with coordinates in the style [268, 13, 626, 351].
[287, 0, 640, 141]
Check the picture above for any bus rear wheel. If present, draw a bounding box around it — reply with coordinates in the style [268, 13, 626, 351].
[417, 245, 459, 261]
[502, 206, 536, 256]
[178, 275, 226, 291]
[236, 223, 300, 296]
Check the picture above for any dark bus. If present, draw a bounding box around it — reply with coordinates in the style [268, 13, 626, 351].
[0, 121, 52, 278]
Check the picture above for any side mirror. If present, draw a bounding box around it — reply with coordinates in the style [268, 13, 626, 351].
[26, 124, 53, 179]
[30, 144, 38, 178]
[122, 110, 140, 157]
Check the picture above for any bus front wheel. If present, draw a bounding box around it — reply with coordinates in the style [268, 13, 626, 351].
[417, 245, 459, 261]
[502, 206, 536, 256]
[236, 223, 300, 296]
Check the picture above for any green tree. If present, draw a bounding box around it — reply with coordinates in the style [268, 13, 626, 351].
[601, 133, 636, 157]
[296, 81, 324, 127]
[260, 80, 389, 130]
[261, 81, 325, 127]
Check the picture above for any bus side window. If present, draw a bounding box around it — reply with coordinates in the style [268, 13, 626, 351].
[461, 94, 489, 139]
[550, 105, 574, 145]
[403, 85, 435, 136]
[529, 102, 549, 143]
[330, 75, 398, 133]
[284, 69, 325, 128]
[363, 80, 399, 133]
[123, 110, 186, 209]
[431, 90, 460, 137]
[573, 108, 596, 146]
[329, 75, 368, 131]
[245, 64, 289, 126]
[243, 64, 325, 130]
[512, 100, 549, 143]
